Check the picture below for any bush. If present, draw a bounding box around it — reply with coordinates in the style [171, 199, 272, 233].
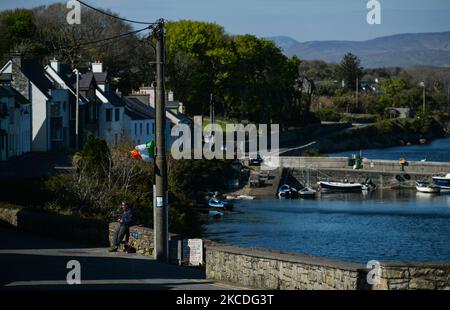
[316, 108, 341, 122]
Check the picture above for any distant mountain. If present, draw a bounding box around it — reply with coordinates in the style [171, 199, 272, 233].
[268, 31, 450, 68]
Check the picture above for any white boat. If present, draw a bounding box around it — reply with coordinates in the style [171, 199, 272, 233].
[237, 195, 255, 200]
[298, 187, 317, 199]
[416, 181, 440, 194]
[432, 173, 450, 190]
[318, 181, 365, 192]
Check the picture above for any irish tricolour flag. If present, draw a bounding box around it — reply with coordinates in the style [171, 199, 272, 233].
[131, 141, 155, 162]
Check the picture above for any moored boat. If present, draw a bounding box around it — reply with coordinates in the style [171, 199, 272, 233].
[432, 173, 450, 190]
[277, 184, 299, 199]
[416, 181, 440, 194]
[298, 187, 317, 199]
[209, 210, 224, 218]
[318, 181, 364, 192]
[237, 195, 255, 200]
[208, 198, 234, 210]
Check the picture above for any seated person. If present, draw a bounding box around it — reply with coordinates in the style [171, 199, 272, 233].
[109, 201, 133, 252]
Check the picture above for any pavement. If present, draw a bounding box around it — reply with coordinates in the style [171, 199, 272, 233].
[0, 227, 243, 290]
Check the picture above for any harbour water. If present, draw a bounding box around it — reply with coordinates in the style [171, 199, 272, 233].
[329, 138, 450, 162]
[204, 191, 450, 264]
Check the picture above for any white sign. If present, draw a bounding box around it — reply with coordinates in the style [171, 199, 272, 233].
[156, 196, 163, 208]
[182, 239, 203, 266]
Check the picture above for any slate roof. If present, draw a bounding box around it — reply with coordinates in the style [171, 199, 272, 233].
[123, 97, 155, 120]
[76, 72, 95, 91]
[21, 59, 54, 98]
[93, 72, 108, 84]
[0, 85, 30, 105]
[97, 87, 126, 108]
[0, 73, 12, 82]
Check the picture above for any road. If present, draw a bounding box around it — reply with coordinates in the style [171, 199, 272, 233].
[0, 227, 242, 290]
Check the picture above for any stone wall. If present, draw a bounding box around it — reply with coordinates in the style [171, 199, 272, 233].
[0, 208, 109, 246]
[108, 223, 181, 258]
[292, 168, 433, 189]
[109, 222, 154, 256]
[280, 156, 450, 189]
[205, 244, 369, 290]
[205, 244, 450, 290]
[0, 208, 20, 227]
[279, 156, 450, 175]
[375, 263, 450, 290]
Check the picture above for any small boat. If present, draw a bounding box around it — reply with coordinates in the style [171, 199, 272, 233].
[318, 177, 376, 192]
[226, 195, 255, 200]
[318, 181, 364, 192]
[208, 198, 234, 210]
[298, 187, 317, 199]
[277, 184, 299, 199]
[416, 181, 440, 194]
[209, 210, 224, 218]
[432, 173, 450, 190]
[237, 195, 255, 200]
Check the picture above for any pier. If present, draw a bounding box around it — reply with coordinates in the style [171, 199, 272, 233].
[275, 156, 450, 190]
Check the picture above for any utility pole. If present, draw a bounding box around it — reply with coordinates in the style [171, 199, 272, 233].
[356, 76, 359, 111]
[154, 19, 168, 262]
[447, 79, 450, 112]
[75, 68, 79, 150]
[422, 82, 426, 114]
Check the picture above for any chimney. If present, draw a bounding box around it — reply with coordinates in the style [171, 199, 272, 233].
[50, 58, 60, 73]
[91, 61, 103, 73]
[10, 52, 22, 69]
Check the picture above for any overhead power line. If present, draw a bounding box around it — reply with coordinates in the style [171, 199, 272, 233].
[76, 0, 158, 25]
[77, 25, 153, 48]
[47, 25, 152, 56]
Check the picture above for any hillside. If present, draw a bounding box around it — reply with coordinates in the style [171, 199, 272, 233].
[269, 31, 450, 68]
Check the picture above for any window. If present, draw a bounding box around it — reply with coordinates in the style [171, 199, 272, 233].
[50, 118, 63, 141]
[140, 123, 143, 135]
[106, 109, 112, 122]
[146, 123, 149, 135]
[50, 102, 60, 117]
[115, 108, 120, 122]
[152, 123, 155, 135]
[134, 123, 137, 135]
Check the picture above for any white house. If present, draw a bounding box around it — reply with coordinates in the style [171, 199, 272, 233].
[0, 85, 31, 160]
[0, 56, 72, 152]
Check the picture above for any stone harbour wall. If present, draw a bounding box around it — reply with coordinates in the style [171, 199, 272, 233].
[205, 244, 450, 290]
[375, 264, 450, 290]
[279, 156, 450, 175]
[205, 244, 369, 290]
[109, 222, 154, 256]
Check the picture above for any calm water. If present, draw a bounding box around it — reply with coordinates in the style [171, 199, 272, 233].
[204, 191, 450, 263]
[329, 138, 450, 162]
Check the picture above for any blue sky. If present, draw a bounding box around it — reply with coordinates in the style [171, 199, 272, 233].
[2, 0, 450, 41]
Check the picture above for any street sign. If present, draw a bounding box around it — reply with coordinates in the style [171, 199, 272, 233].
[182, 239, 203, 266]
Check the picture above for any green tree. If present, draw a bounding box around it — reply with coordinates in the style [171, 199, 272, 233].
[338, 53, 363, 91]
[0, 9, 37, 59]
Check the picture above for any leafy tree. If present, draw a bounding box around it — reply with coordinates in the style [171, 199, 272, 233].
[338, 53, 363, 91]
[0, 9, 37, 60]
